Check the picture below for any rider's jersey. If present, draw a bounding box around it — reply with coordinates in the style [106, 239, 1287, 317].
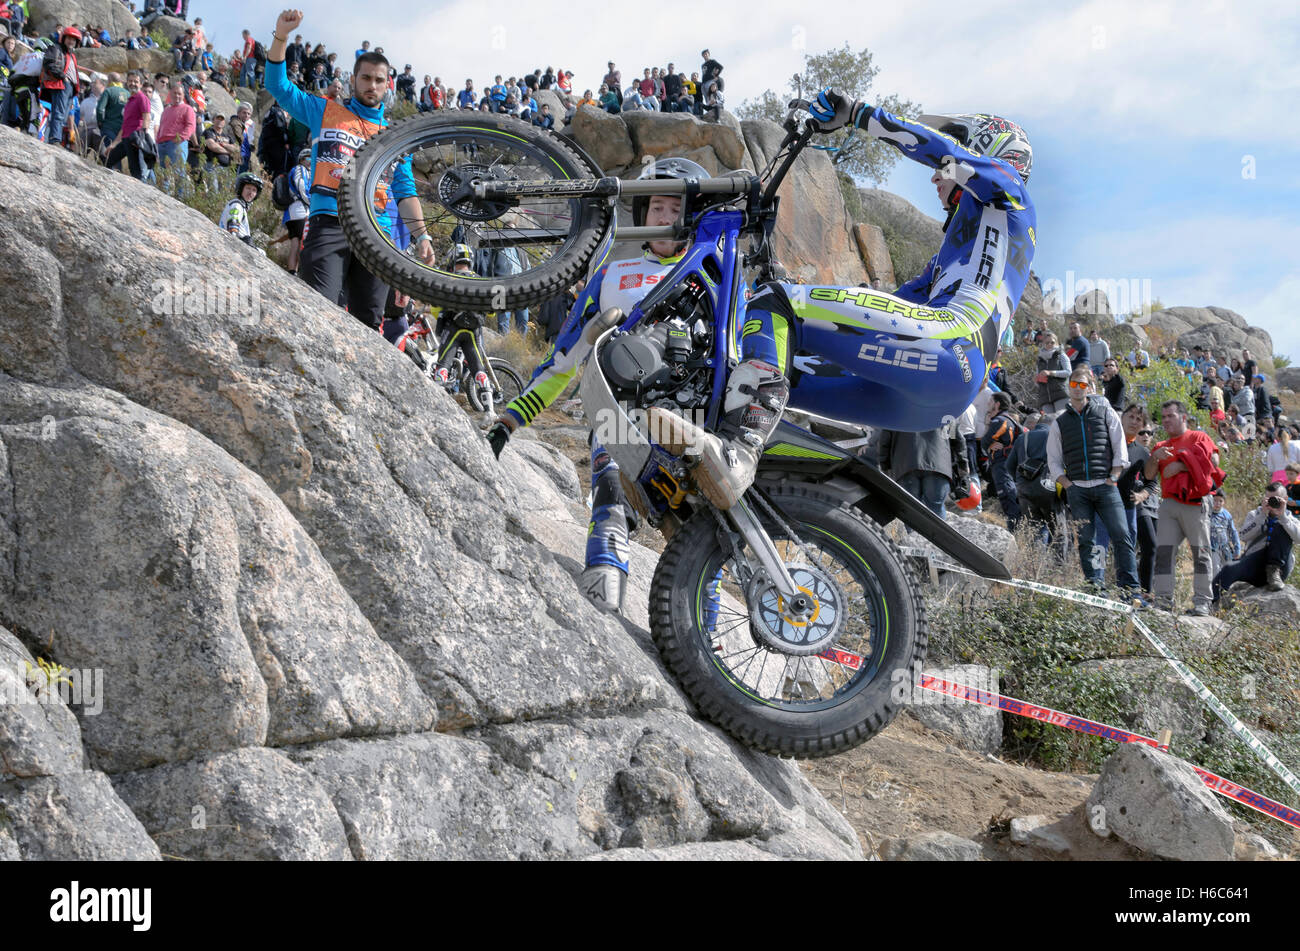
[751, 105, 1037, 432]
[503, 250, 684, 429]
[868, 105, 1036, 328]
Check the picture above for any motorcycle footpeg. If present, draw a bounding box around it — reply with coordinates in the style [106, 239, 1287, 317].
[580, 564, 627, 615]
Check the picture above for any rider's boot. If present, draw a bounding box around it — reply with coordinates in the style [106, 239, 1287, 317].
[435, 365, 453, 390]
[651, 359, 789, 509]
[580, 442, 634, 614]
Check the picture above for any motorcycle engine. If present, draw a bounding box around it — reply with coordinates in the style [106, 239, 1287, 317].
[598, 278, 714, 414]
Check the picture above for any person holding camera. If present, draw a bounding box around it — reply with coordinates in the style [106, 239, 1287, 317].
[1212, 482, 1299, 602]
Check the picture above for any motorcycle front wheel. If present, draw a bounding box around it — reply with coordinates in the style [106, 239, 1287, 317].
[650, 485, 927, 758]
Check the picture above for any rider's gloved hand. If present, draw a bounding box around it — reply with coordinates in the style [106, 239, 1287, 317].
[486, 419, 512, 459]
[807, 87, 862, 133]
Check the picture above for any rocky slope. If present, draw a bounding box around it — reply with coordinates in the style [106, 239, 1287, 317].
[0, 126, 859, 860]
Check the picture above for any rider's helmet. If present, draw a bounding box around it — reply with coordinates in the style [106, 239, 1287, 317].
[297, 148, 312, 164]
[631, 157, 711, 227]
[955, 479, 983, 511]
[234, 172, 264, 200]
[918, 113, 1033, 183]
[447, 243, 474, 270]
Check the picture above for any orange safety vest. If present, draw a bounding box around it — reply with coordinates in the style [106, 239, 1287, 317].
[310, 98, 391, 212]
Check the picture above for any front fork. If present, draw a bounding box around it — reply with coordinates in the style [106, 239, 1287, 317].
[716, 495, 814, 621]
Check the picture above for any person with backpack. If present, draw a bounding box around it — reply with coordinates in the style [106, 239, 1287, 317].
[273, 147, 311, 273]
[257, 101, 292, 179]
[1008, 412, 1061, 551]
[1048, 366, 1145, 601]
[41, 25, 80, 145]
[1145, 400, 1225, 615]
[981, 391, 1024, 529]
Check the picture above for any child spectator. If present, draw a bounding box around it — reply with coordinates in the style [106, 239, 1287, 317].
[219, 172, 263, 245]
[1207, 489, 1240, 578]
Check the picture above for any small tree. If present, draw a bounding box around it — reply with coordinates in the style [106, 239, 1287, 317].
[737, 43, 918, 186]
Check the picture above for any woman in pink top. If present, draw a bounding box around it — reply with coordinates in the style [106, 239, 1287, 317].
[103, 71, 152, 179]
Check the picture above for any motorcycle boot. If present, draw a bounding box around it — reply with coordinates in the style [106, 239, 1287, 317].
[579, 441, 635, 614]
[651, 359, 790, 510]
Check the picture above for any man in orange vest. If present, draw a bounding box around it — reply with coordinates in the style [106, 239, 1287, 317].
[264, 9, 434, 343]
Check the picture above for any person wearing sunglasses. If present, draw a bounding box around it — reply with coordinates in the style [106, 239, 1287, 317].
[1047, 367, 1145, 602]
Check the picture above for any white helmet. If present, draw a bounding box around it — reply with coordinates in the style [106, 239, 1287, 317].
[632, 157, 711, 226]
[919, 113, 1033, 183]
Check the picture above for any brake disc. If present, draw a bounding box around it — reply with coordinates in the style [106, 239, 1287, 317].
[744, 561, 845, 656]
[437, 164, 512, 221]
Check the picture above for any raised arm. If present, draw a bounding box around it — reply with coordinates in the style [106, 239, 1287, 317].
[810, 90, 1029, 209]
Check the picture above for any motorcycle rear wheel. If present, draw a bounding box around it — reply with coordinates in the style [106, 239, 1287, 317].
[337, 112, 612, 312]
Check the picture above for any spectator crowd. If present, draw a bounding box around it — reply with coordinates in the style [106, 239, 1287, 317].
[875, 320, 1299, 616]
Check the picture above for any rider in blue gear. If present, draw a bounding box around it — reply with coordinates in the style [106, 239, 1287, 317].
[488, 158, 788, 613]
[752, 88, 1036, 432]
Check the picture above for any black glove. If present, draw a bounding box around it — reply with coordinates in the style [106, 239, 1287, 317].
[807, 87, 861, 133]
[487, 421, 510, 459]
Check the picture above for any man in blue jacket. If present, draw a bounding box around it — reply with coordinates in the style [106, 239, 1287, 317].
[265, 9, 434, 342]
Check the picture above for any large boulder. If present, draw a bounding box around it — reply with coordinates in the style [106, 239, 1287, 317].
[1066, 289, 1112, 325]
[1087, 744, 1234, 861]
[0, 125, 858, 860]
[1276, 366, 1300, 392]
[112, 748, 353, 860]
[568, 105, 635, 171]
[743, 119, 867, 286]
[852, 223, 896, 288]
[0, 772, 160, 860]
[623, 109, 747, 171]
[131, 47, 176, 77]
[1230, 584, 1300, 628]
[203, 81, 237, 120]
[145, 14, 190, 46]
[1146, 306, 1273, 367]
[906, 663, 1002, 753]
[1, 380, 435, 773]
[29, 0, 139, 40]
[72, 46, 129, 75]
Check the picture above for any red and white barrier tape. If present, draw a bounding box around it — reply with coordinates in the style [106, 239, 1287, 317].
[918, 675, 1300, 831]
[903, 546, 1300, 798]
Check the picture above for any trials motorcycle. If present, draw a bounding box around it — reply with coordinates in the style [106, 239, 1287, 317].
[335, 99, 1008, 757]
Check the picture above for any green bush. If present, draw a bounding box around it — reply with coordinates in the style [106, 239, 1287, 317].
[148, 29, 172, 51]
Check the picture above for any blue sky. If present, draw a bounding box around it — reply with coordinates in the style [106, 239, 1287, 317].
[200, 0, 1299, 360]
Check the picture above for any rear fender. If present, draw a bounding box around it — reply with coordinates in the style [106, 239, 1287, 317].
[756, 420, 1009, 580]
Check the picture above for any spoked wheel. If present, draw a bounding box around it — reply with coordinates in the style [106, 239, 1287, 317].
[650, 485, 927, 758]
[337, 113, 612, 312]
[467, 357, 525, 414]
